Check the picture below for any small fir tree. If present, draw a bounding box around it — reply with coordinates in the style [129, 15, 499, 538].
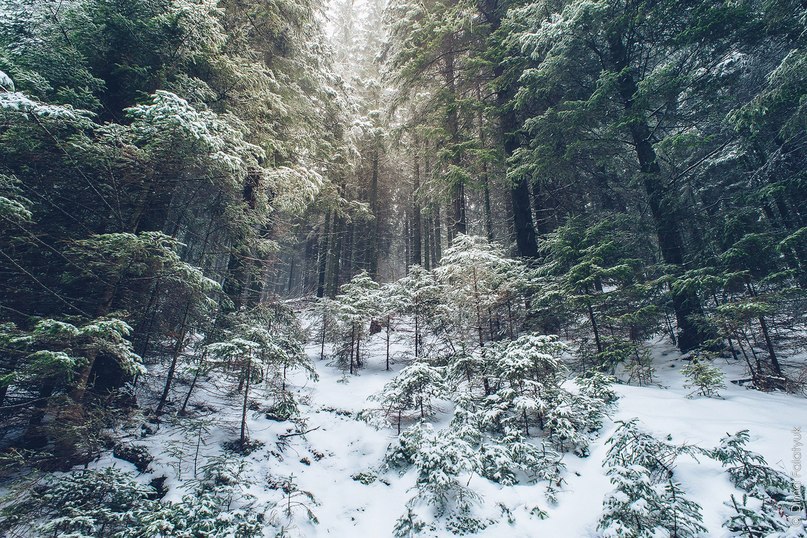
[707, 430, 806, 534]
[599, 420, 706, 537]
[681, 356, 726, 398]
[369, 360, 448, 432]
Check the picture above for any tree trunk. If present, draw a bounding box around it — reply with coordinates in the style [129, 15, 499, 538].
[609, 35, 706, 351]
[477, 84, 495, 241]
[320, 311, 327, 361]
[588, 299, 603, 354]
[485, 0, 538, 257]
[473, 267, 484, 347]
[404, 211, 410, 273]
[432, 204, 442, 264]
[349, 323, 356, 375]
[156, 301, 193, 415]
[386, 315, 391, 371]
[356, 328, 362, 368]
[240, 353, 252, 449]
[179, 357, 203, 415]
[443, 39, 466, 235]
[412, 144, 422, 266]
[328, 216, 344, 297]
[745, 279, 783, 376]
[344, 218, 355, 282]
[317, 210, 331, 298]
[369, 147, 380, 278]
[69, 278, 118, 402]
[423, 212, 432, 270]
[414, 310, 420, 358]
[286, 257, 295, 296]
[511, 176, 538, 257]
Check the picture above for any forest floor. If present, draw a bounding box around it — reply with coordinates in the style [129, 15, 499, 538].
[94, 307, 806, 537]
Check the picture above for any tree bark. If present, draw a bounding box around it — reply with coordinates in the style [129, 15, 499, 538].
[609, 34, 706, 351]
[155, 302, 192, 416]
[423, 212, 432, 270]
[328, 215, 343, 297]
[412, 144, 422, 266]
[477, 84, 495, 241]
[443, 38, 466, 235]
[386, 315, 391, 371]
[485, 0, 538, 257]
[286, 257, 295, 296]
[369, 147, 380, 278]
[240, 353, 252, 449]
[316, 210, 331, 298]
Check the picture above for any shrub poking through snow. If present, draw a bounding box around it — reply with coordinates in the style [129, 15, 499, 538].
[598, 420, 706, 537]
[599, 464, 706, 538]
[578, 371, 619, 405]
[135, 455, 264, 537]
[707, 430, 806, 536]
[708, 430, 794, 498]
[380, 333, 615, 531]
[0, 458, 264, 537]
[477, 437, 564, 495]
[206, 304, 313, 450]
[0, 467, 155, 537]
[387, 423, 485, 535]
[450, 391, 566, 502]
[603, 419, 680, 481]
[325, 272, 382, 373]
[274, 473, 319, 529]
[723, 493, 795, 537]
[476, 335, 611, 455]
[681, 356, 725, 398]
[408, 425, 479, 514]
[393, 507, 430, 538]
[368, 360, 448, 432]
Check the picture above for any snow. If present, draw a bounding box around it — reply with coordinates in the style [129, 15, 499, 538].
[0, 91, 92, 122]
[0, 70, 14, 91]
[85, 311, 805, 537]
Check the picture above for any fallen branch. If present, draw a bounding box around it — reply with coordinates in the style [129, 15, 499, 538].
[278, 426, 321, 439]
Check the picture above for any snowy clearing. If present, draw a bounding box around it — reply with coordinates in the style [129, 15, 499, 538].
[90, 312, 806, 537]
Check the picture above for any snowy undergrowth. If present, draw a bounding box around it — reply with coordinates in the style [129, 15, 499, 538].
[15, 311, 806, 537]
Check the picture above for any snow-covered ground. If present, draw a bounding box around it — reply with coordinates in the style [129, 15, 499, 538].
[97, 314, 805, 537]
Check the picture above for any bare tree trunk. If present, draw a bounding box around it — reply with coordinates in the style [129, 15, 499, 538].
[369, 147, 380, 278]
[320, 311, 327, 361]
[156, 302, 193, 416]
[356, 328, 362, 368]
[179, 354, 204, 415]
[386, 315, 391, 371]
[414, 309, 420, 358]
[745, 279, 782, 376]
[286, 257, 295, 296]
[433, 204, 442, 264]
[412, 143, 422, 266]
[404, 211, 410, 273]
[423, 212, 432, 270]
[317, 210, 331, 298]
[473, 267, 484, 347]
[443, 39, 466, 235]
[240, 353, 252, 449]
[349, 323, 356, 375]
[476, 84, 494, 241]
[609, 34, 706, 351]
[328, 216, 344, 297]
[588, 299, 603, 354]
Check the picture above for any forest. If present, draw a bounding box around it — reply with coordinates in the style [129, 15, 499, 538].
[0, 0, 805, 536]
